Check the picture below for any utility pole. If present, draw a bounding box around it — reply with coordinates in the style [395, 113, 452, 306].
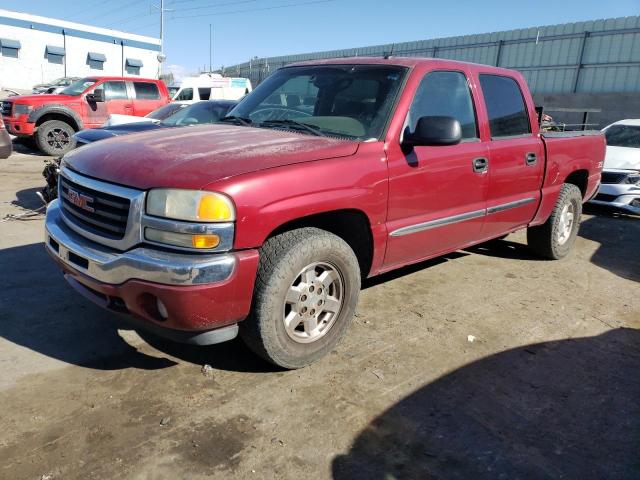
[152, 0, 172, 77]
[209, 24, 212, 73]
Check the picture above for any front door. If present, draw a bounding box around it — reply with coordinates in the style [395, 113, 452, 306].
[83, 81, 131, 127]
[384, 70, 489, 269]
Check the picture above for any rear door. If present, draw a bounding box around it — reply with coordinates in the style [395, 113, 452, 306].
[477, 74, 544, 238]
[131, 81, 164, 116]
[384, 69, 489, 268]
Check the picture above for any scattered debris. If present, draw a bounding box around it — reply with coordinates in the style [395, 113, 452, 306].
[411, 310, 424, 318]
[201, 364, 215, 379]
[270, 437, 285, 446]
[40, 475, 53, 480]
[371, 369, 385, 380]
[467, 335, 476, 343]
[160, 417, 171, 426]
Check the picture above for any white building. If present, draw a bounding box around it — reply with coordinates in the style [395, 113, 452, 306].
[0, 8, 161, 90]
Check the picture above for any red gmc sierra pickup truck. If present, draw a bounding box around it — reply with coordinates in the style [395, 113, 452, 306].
[44, 58, 605, 368]
[2, 77, 170, 156]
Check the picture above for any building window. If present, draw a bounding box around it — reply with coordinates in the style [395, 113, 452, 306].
[87, 52, 106, 70]
[45, 45, 65, 65]
[0, 38, 21, 58]
[125, 58, 143, 76]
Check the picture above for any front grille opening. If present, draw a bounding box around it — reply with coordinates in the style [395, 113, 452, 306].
[68, 251, 89, 269]
[49, 237, 59, 253]
[595, 193, 619, 202]
[59, 175, 131, 240]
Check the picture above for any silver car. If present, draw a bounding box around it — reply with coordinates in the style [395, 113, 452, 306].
[590, 120, 640, 215]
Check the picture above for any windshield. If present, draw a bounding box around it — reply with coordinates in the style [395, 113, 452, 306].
[226, 64, 407, 140]
[60, 78, 97, 96]
[146, 103, 187, 120]
[161, 101, 232, 127]
[605, 124, 640, 149]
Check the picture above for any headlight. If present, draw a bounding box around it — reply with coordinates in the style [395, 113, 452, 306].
[146, 189, 235, 222]
[14, 104, 33, 115]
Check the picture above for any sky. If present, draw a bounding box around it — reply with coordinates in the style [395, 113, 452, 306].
[2, 0, 639, 79]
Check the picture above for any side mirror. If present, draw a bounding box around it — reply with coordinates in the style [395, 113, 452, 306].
[403, 116, 462, 147]
[87, 88, 105, 102]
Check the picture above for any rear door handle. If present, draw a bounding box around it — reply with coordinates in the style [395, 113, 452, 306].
[525, 152, 537, 166]
[472, 157, 489, 173]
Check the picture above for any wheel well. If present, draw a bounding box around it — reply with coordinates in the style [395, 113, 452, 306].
[36, 113, 79, 131]
[565, 169, 589, 198]
[268, 210, 374, 278]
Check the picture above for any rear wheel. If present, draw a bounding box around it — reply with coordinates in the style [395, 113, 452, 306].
[527, 183, 582, 259]
[240, 228, 361, 369]
[35, 120, 76, 156]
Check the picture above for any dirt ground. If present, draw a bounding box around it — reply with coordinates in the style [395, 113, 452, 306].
[0, 146, 638, 480]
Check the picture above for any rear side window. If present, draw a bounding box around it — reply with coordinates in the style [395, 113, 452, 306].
[134, 82, 160, 100]
[198, 88, 211, 101]
[408, 71, 478, 140]
[175, 88, 193, 101]
[479, 74, 530, 138]
[104, 81, 128, 100]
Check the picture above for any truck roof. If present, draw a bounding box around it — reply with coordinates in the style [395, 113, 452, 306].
[287, 56, 517, 76]
[81, 76, 163, 82]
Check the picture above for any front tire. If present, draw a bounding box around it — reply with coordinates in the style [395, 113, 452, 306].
[240, 228, 361, 369]
[35, 120, 76, 156]
[527, 183, 583, 259]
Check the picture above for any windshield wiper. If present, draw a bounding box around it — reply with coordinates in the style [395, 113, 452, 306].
[219, 115, 252, 126]
[259, 119, 327, 137]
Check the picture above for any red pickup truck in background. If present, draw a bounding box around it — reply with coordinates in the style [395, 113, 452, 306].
[1, 77, 170, 156]
[44, 58, 605, 368]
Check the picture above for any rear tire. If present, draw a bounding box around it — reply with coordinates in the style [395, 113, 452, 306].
[35, 120, 76, 156]
[240, 228, 361, 369]
[527, 183, 582, 259]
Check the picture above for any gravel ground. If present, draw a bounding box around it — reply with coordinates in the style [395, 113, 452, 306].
[0, 147, 638, 480]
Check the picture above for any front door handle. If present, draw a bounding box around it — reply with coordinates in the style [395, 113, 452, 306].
[525, 152, 537, 166]
[472, 157, 489, 173]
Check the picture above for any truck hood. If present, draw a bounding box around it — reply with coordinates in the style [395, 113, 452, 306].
[604, 145, 640, 170]
[63, 124, 360, 190]
[8, 94, 78, 105]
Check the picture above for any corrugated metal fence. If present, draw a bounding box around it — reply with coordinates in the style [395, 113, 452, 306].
[222, 16, 640, 94]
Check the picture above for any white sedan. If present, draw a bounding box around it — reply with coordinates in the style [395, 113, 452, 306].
[589, 119, 640, 215]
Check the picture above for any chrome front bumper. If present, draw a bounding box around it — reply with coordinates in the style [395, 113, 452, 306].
[45, 199, 236, 285]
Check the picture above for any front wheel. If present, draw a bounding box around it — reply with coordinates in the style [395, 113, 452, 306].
[527, 183, 583, 259]
[35, 120, 76, 156]
[240, 228, 361, 369]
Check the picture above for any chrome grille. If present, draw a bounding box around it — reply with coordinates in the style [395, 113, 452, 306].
[1, 100, 11, 117]
[59, 175, 131, 240]
[600, 171, 628, 184]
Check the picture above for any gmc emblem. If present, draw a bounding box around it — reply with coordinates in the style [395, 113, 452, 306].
[67, 188, 95, 213]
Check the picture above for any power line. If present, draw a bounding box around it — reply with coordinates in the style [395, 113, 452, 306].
[171, 0, 336, 19]
[82, 0, 143, 23]
[171, 0, 258, 13]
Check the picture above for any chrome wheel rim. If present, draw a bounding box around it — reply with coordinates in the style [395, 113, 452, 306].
[557, 203, 575, 245]
[283, 261, 344, 344]
[46, 128, 70, 150]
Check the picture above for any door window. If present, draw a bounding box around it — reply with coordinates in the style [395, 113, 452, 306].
[103, 81, 128, 100]
[479, 74, 531, 138]
[408, 71, 478, 140]
[175, 88, 193, 101]
[198, 88, 211, 100]
[134, 82, 160, 100]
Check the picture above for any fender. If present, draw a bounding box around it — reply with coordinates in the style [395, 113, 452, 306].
[28, 104, 84, 131]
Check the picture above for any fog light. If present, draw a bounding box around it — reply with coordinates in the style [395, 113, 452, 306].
[156, 298, 169, 319]
[145, 227, 220, 249]
[631, 199, 640, 208]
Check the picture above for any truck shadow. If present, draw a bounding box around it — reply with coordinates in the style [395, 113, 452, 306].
[579, 214, 639, 282]
[332, 328, 640, 480]
[0, 242, 176, 371]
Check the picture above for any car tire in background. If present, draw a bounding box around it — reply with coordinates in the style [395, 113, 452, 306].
[240, 227, 361, 369]
[35, 120, 77, 156]
[527, 183, 583, 260]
